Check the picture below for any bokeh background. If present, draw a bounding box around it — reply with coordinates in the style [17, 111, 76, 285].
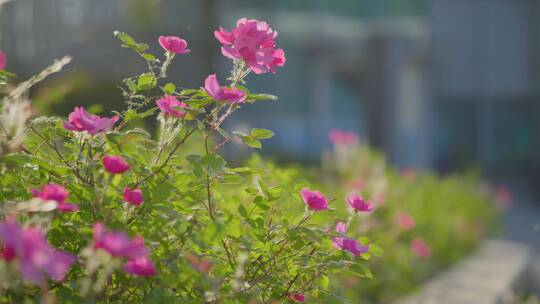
[0, 0, 539, 197]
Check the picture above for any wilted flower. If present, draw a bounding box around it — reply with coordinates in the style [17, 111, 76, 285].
[214, 18, 285, 74]
[332, 237, 369, 256]
[396, 212, 415, 231]
[31, 183, 79, 212]
[328, 129, 358, 145]
[63, 107, 119, 135]
[123, 256, 156, 277]
[159, 36, 190, 54]
[186, 253, 214, 273]
[0, 218, 76, 285]
[102, 155, 131, 174]
[123, 187, 144, 206]
[0, 50, 6, 70]
[335, 222, 348, 234]
[300, 187, 328, 211]
[346, 193, 373, 212]
[204, 74, 246, 103]
[156, 95, 189, 118]
[411, 238, 431, 259]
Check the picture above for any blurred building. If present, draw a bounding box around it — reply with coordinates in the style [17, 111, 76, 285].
[0, 0, 538, 181]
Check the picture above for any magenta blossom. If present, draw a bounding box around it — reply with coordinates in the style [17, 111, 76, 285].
[411, 238, 431, 259]
[300, 187, 329, 211]
[31, 184, 79, 212]
[156, 95, 189, 118]
[335, 222, 348, 234]
[214, 18, 286, 74]
[0, 50, 6, 70]
[332, 237, 369, 256]
[159, 36, 190, 54]
[495, 185, 513, 210]
[92, 223, 148, 260]
[291, 293, 305, 302]
[123, 256, 156, 277]
[204, 74, 247, 103]
[102, 155, 131, 174]
[123, 187, 144, 206]
[346, 193, 373, 212]
[63, 107, 119, 135]
[328, 129, 358, 145]
[396, 212, 415, 231]
[0, 219, 76, 285]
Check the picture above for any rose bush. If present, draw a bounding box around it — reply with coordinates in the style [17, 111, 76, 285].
[0, 19, 377, 303]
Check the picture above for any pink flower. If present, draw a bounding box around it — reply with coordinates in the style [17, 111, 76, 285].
[346, 193, 373, 212]
[291, 293, 305, 302]
[102, 155, 130, 174]
[123, 256, 156, 277]
[123, 187, 144, 206]
[332, 237, 369, 256]
[63, 107, 119, 135]
[0, 219, 76, 285]
[92, 223, 148, 260]
[0, 50, 6, 70]
[204, 74, 247, 103]
[335, 222, 348, 234]
[345, 178, 365, 190]
[328, 129, 358, 145]
[156, 95, 189, 118]
[401, 168, 417, 181]
[300, 187, 329, 211]
[396, 212, 415, 231]
[31, 184, 79, 212]
[214, 18, 286, 74]
[0, 218, 20, 262]
[411, 238, 431, 259]
[158, 36, 190, 54]
[495, 185, 513, 210]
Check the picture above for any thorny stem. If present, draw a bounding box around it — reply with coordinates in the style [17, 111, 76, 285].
[204, 132, 215, 220]
[30, 127, 91, 185]
[137, 126, 197, 185]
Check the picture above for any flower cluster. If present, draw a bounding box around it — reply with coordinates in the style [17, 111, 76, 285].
[215, 18, 286, 74]
[0, 18, 383, 303]
[300, 188, 372, 257]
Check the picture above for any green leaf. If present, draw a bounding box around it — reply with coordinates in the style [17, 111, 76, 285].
[320, 275, 330, 289]
[250, 128, 274, 140]
[137, 73, 156, 90]
[142, 53, 156, 61]
[114, 31, 136, 46]
[369, 244, 383, 257]
[238, 205, 248, 218]
[162, 83, 176, 94]
[201, 154, 226, 175]
[241, 136, 262, 149]
[152, 181, 174, 203]
[124, 108, 157, 122]
[246, 93, 278, 103]
[0, 154, 68, 176]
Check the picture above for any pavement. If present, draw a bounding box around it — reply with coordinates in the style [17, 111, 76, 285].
[395, 181, 540, 304]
